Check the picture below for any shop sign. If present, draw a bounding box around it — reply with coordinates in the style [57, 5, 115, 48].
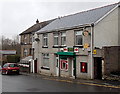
[63, 47, 79, 53]
[84, 43, 89, 48]
[63, 47, 68, 52]
[83, 30, 91, 36]
[74, 47, 79, 52]
[93, 50, 97, 54]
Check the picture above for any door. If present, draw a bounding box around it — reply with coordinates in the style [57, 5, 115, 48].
[34, 59, 37, 73]
[94, 57, 102, 79]
[56, 56, 59, 76]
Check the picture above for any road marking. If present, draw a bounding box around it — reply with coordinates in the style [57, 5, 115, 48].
[77, 82, 120, 89]
[43, 77, 120, 89]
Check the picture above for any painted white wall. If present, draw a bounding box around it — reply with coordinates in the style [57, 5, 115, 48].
[94, 7, 119, 48]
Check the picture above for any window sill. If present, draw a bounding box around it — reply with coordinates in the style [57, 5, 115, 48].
[42, 46, 48, 48]
[74, 45, 83, 48]
[41, 66, 50, 70]
[61, 69, 68, 72]
[53, 45, 59, 48]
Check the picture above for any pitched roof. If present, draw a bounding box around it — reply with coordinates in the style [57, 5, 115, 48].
[37, 2, 119, 33]
[19, 19, 55, 35]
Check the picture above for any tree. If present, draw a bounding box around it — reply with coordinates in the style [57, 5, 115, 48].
[0, 35, 21, 55]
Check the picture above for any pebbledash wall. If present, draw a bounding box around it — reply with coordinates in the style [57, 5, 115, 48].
[35, 26, 93, 79]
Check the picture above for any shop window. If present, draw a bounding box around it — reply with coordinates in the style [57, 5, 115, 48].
[80, 62, 87, 73]
[60, 59, 68, 71]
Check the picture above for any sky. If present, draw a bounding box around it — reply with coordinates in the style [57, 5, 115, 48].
[0, 0, 119, 39]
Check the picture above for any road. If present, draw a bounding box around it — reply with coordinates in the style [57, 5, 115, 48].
[2, 74, 120, 92]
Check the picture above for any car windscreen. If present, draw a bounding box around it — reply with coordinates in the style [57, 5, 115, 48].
[9, 64, 19, 67]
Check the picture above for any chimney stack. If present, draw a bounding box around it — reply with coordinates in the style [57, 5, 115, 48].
[36, 19, 39, 24]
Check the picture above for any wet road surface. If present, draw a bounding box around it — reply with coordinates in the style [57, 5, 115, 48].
[2, 74, 120, 92]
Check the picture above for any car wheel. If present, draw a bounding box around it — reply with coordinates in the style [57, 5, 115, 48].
[1, 71, 4, 75]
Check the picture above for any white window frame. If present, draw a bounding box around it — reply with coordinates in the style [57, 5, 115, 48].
[53, 33, 59, 46]
[43, 33, 48, 47]
[61, 32, 66, 46]
[75, 30, 83, 46]
[42, 53, 49, 68]
[24, 48, 28, 57]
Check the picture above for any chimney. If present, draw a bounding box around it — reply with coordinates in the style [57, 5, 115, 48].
[36, 19, 39, 24]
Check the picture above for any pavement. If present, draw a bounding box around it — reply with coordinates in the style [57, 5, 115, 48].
[20, 72, 120, 89]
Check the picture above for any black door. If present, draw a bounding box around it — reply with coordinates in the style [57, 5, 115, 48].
[34, 59, 37, 73]
[94, 57, 102, 79]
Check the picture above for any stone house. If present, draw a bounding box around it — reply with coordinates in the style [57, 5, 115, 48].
[33, 2, 120, 79]
[19, 19, 54, 59]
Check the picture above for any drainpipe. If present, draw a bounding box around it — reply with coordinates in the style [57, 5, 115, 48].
[58, 31, 60, 77]
[90, 23, 94, 79]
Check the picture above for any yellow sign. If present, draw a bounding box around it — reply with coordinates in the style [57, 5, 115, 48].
[84, 43, 89, 48]
[93, 50, 97, 54]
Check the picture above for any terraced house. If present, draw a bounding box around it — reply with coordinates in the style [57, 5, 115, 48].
[33, 2, 120, 79]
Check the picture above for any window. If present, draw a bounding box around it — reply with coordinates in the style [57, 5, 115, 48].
[53, 33, 59, 46]
[60, 58, 68, 71]
[75, 31, 83, 45]
[61, 32, 66, 46]
[43, 34, 48, 47]
[29, 34, 32, 43]
[3, 64, 8, 68]
[24, 48, 28, 57]
[9, 64, 19, 67]
[42, 53, 49, 68]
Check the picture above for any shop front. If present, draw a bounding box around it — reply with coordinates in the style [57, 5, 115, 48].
[56, 52, 76, 78]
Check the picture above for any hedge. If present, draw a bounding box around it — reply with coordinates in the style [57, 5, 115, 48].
[7, 55, 20, 63]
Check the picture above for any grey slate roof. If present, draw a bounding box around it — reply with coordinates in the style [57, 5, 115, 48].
[37, 3, 118, 33]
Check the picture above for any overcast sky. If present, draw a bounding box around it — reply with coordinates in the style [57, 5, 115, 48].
[0, 0, 119, 39]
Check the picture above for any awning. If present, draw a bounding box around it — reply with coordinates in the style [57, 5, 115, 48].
[20, 56, 33, 63]
[56, 52, 76, 56]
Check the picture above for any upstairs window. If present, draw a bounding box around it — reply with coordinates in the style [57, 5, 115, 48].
[43, 34, 48, 47]
[75, 31, 83, 46]
[61, 32, 66, 46]
[29, 34, 32, 44]
[53, 33, 59, 46]
[24, 48, 28, 57]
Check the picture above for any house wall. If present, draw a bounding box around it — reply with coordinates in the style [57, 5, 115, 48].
[94, 7, 119, 48]
[36, 27, 93, 79]
[118, 6, 120, 45]
[20, 34, 32, 59]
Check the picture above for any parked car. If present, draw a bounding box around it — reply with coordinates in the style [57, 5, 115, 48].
[0, 65, 2, 71]
[1, 63, 20, 75]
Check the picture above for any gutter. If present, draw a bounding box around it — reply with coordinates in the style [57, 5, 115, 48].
[36, 24, 91, 34]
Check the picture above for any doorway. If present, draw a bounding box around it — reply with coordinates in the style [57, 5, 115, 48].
[34, 59, 37, 73]
[94, 57, 102, 79]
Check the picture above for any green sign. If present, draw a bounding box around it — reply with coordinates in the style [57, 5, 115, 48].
[68, 47, 74, 52]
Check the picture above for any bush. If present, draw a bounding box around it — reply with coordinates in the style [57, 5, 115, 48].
[7, 55, 20, 63]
